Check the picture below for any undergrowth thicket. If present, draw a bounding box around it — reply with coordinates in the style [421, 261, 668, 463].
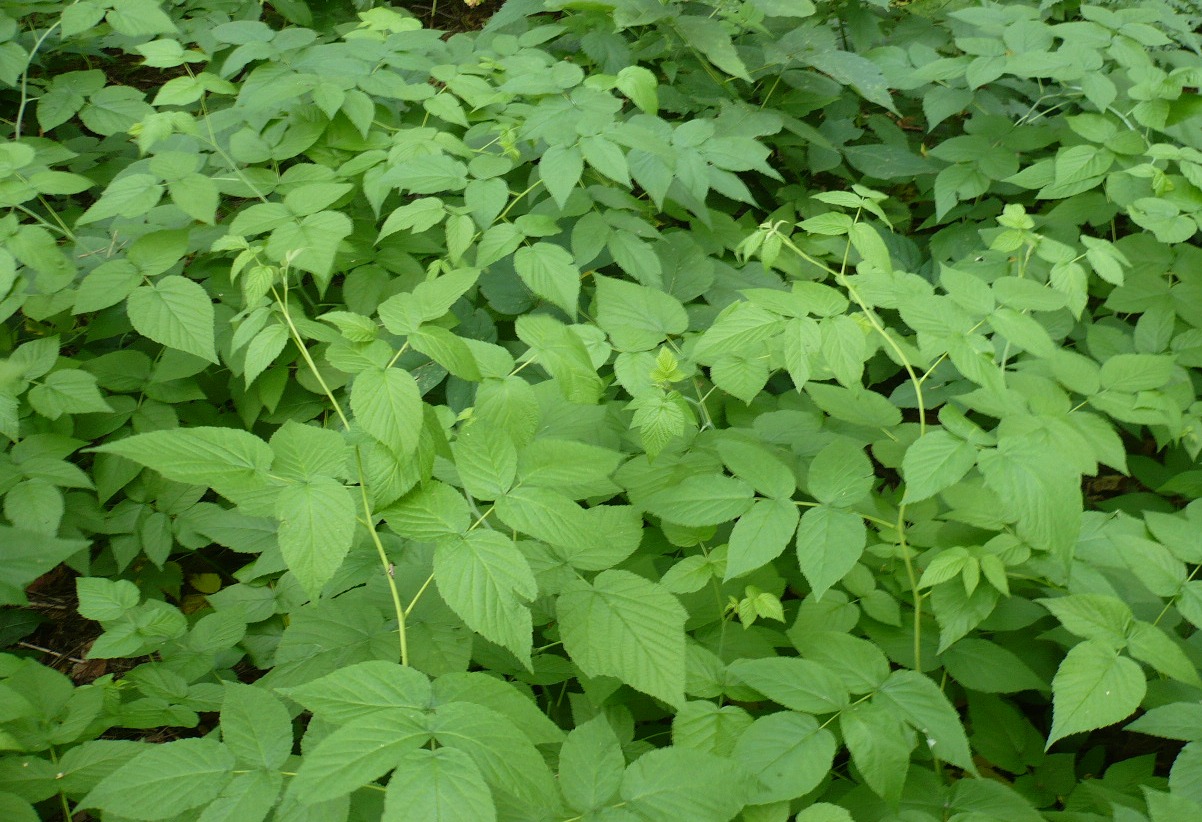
[4, 0, 1202, 819]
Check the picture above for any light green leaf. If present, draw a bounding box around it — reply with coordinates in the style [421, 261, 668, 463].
[795, 505, 866, 600]
[725, 499, 799, 580]
[732, 712, 835, 804]
[3, 479, 64, 534]
[727, 657, 849, 714]
[1037, 594, 1132, 648]
[594, 275, 688, 353]
[383, 748, 495, 822]
[242, 323, 289, 387]
[106, 0, 177, 36]
[126, 275, 218, 363]
[901, 431, 978, 504]
[979, 434, 1081, 558]
[806, 50, 896, 114]
[941, 638, 1048, 693]
[1048, 640, 1145, 746]
[431, 673, 563, 746]
[379, 197, 446, 242]
[452, 422, 518, 501]
[82, 739, 234, 820]
[1126, 621, 1200, 687]
[616, 65, 658, 114]
[557, 570, 686, 707]
[266, 210, 352, 280]
[558, 715, 624, 813]
[281, 661, 431, 724]
[580, 136, 631, 186]
[539, 145, 583, 210]
[621, 747, 752, 822]
[840, 701, 912, 803]
[877, 670, 975, 773]
[716, 437, 795, 500]
[92, 427, 272, 499]
[292, 710, 432, 803]
[195, 769, 280, 822]
[269, 421, 349, 482]
[381, 481, 470, 542]
[352, 366, 422, 455]
[514, 243, 581, 316]
[27, 370, 112, 419]
[1099, 353, 1176, 392]
[1127, 703, 1202, 742]
[807, 438, 873, 508]
[276, 477, 356, 598]
[435, 531, 536, 667]
[674, 16, 751, 80]
[642, 474, 755, 527]
[76, 174, 164, 225]
[220, 683, 292, 770]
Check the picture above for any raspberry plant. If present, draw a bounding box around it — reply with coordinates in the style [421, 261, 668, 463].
[3, 0, 1202, 820]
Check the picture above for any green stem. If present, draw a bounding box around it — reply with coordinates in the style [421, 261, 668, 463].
[273, 281, 409, 665]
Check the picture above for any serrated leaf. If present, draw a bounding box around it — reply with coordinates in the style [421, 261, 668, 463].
[725, 499, 799, 580]
[642, 474, 755, 527]
[539, 145, 583, 210]
[381, 481, 470, 541]
[715, 437, 795, 499]
[1048, 640, 1145, 746]
[840, 701, 912, 803]
[281, 661, 432, 724]
[126, 276, 218, 363]
[352, 366, 422, 455]
[558, 715, 624, 813]
[434, 531, 536, 667]
[292, 710, 432, 803]
[383, 748, 495, 822]
[92, 427, 272, 499]
[795, 505, 866, 600]
[901, 431, 978, 504]
[276, 477, 356, 598]
[732, 712, 835, 804]
[727, 657, 849, 713]
[807, 438, 873, 507]
[220, 683, 292, 770]
[557, 570, 686, 707]
[620, 747, 752, 822]
[82, 739, 234, 820]
[876, 670, 975, 773]
[514, 242, 580, 316]
[594, 275, 688, 353]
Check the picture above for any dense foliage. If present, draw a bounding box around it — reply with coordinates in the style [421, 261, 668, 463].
[4, 0, 1202, 819]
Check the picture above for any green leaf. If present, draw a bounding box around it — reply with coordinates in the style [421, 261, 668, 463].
[92, 427, 272, 500]
[431, 673, 563, 746]
[514, 243, 581, 316]
[621, 747, 752, 822]
[616, 66, 658, 114]
[195, 769, 280, 822]
[352, 366, 422, 456]
[941, 638, 1048, 694]
[674, 16, 751, 81]
[1037, 594, 1132, 648]
[383, 748, 496, 822]
[266, 211, 352, 280]
[126, 276, 218, 363]
[806, 50, 897, 114]
[732, 712, 835, 804]
[795, 505, 866, 600]
[427, 701, 558, 808]
[381, 481, 471, 541]
[594, 275, 688, 353]
[434, 531, 536, 667]
[558, 715, 624, 813]
[106, 0, 177, 36]
[807, 438, 873, 508]
[716, 437, 795, 500]
[539, 145, 583, 210]
[452, 423, 517, 501]
[876, 670, 975, 773]
[1126, 621, 1200, 687]
[557, 570, 686, 707]
[727, 657, 849, 714]
[979, 434, 1081, 558]
[292, 710, 432, 803]
[220, 683, 292, 770]
[82, 739, 235, 820]
[840, 701, 912, 803]
[1099, 353, 1176, 392]
[725, 499, 799, 580]
[901, 431, 979, 504]
[281, 661, 431, 724]
[1127, 703, 1202, 742]
[276, 477, 356, 598]
[672, 702, 752, 756]
[580, 136, 631, 186]
[76, 174, 163, 225]
[3, 479, 64, 534]
[1048, 640, 1146, 746]
[642, 474, 755, 527]
[269, 421, 350, 482]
